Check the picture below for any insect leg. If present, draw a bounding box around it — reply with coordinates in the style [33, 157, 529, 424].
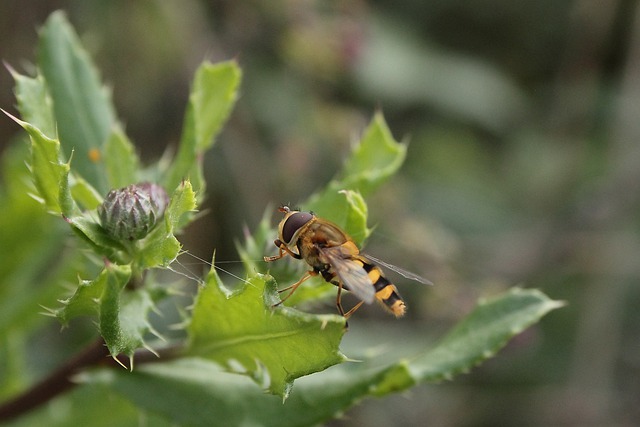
[273, 271, 316, 306]
[264, 240, 301, 262]
[344, 301, 365, 319]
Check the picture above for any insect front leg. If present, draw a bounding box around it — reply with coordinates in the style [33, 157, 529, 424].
[264, 239, 302, 262]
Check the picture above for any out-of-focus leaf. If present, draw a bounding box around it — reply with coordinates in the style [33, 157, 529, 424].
[9, 70, 56, 139]
[90, 288, 563, 426]
[6, 377, 172, 427]
[186, 269, 346, 398]
[164, 61, 241, 193]
[104, 126, 140, 189]
[355, 17, 529, 133]
[70, 176, 103, 210]
[38, 11, 116, 193]
[371, 288, 566, 395]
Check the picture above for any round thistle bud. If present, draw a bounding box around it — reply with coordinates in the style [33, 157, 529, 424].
[99, 183, 169, 241]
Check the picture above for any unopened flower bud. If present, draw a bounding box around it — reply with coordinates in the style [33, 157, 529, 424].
[99, 183, 169, 241]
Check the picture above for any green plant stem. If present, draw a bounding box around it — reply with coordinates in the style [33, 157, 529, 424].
[0, 337, 181, 422]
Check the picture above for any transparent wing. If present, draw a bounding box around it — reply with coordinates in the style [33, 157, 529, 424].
[321, 246, 376, 304]
[361, 254, 433, 285]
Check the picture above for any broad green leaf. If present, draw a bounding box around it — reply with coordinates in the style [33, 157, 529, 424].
[2, 111, 76, 217]
[186, 269, 346, 398]
[164, 61, 241, 193]
[104, 126, 140, 188]
[38, 11, 116, 193]
[87, 358, 374, 427]
[90, 288, 563, 427]
[9, 69, 56, 138]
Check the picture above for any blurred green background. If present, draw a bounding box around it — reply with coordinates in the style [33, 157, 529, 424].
[2, 1, 639, 425]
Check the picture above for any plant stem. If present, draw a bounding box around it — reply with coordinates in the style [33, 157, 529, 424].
[0, 337, 180, 422]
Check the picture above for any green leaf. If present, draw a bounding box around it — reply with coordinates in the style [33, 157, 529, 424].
[65, 213, 127, 261]
[304, 113, 404, 244]
[2, 111, 76, 217]
[164, 61, 241, 193]
[87, 358, 375, 427]
[369, 288, 565, 396]
[307, 112, 406, 201]
[56, 263, 131, 325]
[136, 180, 197, 269]
[340, 111, 407, 194]
[9, 69, 57, 138]
[70, 175, 103, 210]
[101, 284, 159, 360]
[104, 126, 140, 189]
[91, 288, 563, 426]
[164, 180, 198, 232]
[397, 287, 566, 389]
[55, 262, 159, 359]
[38, 11, 116, 193]
[186, 269, 346, 398]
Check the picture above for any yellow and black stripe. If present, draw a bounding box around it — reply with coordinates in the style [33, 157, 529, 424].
[321, 258, 407, 317]
[361, 260, 406, 317]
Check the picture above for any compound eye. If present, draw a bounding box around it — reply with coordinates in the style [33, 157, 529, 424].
[282, 212, 313, 244]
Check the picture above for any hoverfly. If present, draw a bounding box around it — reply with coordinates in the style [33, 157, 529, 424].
[264, 206, 431, 318]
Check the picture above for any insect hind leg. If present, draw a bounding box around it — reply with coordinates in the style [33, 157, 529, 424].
[273, 271, 316, 307]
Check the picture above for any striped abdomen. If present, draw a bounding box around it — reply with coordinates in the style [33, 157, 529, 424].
[320, 257, 407, 317]
[362, 260, 406, 317]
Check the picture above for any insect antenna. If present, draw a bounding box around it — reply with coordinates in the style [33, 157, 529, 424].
[174, 250, 259, 288]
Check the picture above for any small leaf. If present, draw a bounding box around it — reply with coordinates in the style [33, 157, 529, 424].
[186, 269, 346, 398]
[136, 180, 196, 269]
[164, 61, 241, 193]
[65, 213, 127, 261]
[101, 283, 158, 359]
[56, 262, 131, 325]
[2, 111, 76, 217]
[164, 180, 197, 232]
[38, 11, 116, 193]
[341, 111, 407, 194]
[9, 69, 57, 138]
[70, 176, 103, 210]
